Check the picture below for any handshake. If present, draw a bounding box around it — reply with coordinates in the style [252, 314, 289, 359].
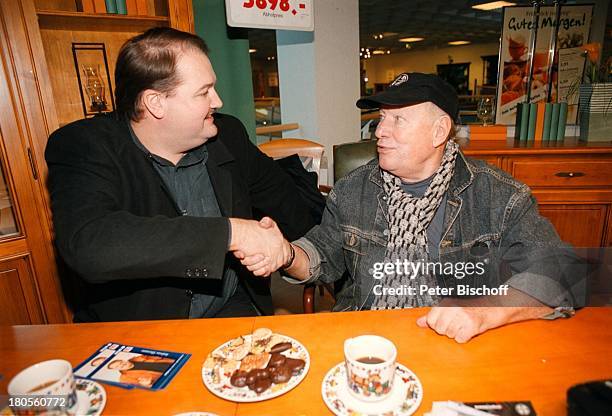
[229, 217, 293, 277]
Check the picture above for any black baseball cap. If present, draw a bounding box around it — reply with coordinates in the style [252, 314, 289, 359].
[356, 72, 459, 122]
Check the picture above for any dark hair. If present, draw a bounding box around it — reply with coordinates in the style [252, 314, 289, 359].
[115, 27, 209, 121]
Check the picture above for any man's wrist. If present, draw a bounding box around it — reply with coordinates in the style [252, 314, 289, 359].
[228, 218, 244, 251]
[282, 242, 295, 269]
[226, 217, 233, 251]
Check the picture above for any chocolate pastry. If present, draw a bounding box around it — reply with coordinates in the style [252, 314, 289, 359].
[251, 377, 272, 394]
[285, 358, 305, 374]
[271, 364, 292, 383]
[245, 369, 259, 386]
[254, 368, 270, 379]
[246, 373, 272, 393]
[230, 370, 248, 387]
[269, 342, 292, 354]
[268, 352, 286, 368]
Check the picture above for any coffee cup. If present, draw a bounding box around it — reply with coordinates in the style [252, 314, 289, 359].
[344, 335, 397, 402]
[7, 359, 77, 415]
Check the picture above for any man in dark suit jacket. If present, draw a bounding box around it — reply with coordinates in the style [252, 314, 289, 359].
[45, 27, 322, 322]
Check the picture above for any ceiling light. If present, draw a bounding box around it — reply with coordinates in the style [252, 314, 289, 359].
[386, 50, 390, 54]
[249, 49, 257, 53]
[372, 50, 385, 55]
[448, 40, 471, 46]
[399, 37, 424, 42]
[472, 1, 515, 11]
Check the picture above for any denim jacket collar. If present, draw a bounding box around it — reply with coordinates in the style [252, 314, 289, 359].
[366, 148, 475, 196]
[449, 152, 474, 196]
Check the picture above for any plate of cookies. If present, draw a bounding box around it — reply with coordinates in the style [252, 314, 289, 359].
[202, 327, 309, 402]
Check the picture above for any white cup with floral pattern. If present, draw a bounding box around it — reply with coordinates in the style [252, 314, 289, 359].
[344, 335, 397, 402]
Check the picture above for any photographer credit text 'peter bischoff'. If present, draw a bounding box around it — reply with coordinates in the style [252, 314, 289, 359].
[370, 260, 510, 298]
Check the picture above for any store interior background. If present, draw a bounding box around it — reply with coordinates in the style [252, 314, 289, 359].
[241, 0, 611, 183]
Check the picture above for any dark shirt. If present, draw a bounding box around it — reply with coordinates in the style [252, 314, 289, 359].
[128, 125, 238, 318]
[400, 174, 446, 260]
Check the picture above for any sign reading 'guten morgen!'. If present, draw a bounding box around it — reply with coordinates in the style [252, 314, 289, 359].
[225, 0, 314, 31]
[496, 5, 593, 126]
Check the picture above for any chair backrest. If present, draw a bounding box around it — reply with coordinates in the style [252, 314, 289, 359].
[258, 138, 325, 176]
[333, 140, 377, 182]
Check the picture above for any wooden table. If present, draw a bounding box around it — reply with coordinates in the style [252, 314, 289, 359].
[1, 308, 611, 415]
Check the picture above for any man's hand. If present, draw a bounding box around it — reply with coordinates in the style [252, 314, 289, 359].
[416, 306, 496, 343]
[416, 296, 554, 343]
[229, 217, 291, 277]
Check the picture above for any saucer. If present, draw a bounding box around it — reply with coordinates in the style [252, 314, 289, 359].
[321, 362, 422, 416]
[74, 379, 106, 416]
[0, 379, 105, 416]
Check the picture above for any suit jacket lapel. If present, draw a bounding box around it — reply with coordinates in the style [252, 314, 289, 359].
[206, 137, 235, 217]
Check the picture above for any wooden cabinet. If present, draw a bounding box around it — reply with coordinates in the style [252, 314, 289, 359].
[30, 0, 193, 126]
[0, 0, 194, 323]
[464, 140, 612, 248]
[0, 42, 67, 324]
[0, 257, 44, 325]
[536, 203, 607, 248]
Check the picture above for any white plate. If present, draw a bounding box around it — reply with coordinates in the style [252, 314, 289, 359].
[202, 333, 310, 403]
[321, 362, 423, 416]
[74, 379, 106, 416]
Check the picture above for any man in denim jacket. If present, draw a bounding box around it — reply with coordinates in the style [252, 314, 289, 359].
[239, 73, 583, 343]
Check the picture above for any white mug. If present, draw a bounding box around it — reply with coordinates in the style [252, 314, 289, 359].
[344, 335, 397, 402]
[8, 359, 77, 415]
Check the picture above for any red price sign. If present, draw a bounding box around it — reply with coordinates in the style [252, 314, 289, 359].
[242, 0, 291, 12]
[226, 0, 313, 31]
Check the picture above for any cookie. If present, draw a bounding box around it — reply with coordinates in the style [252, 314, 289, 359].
[271, 364, 292, 384]
[230, 370, 248, 387]
[285, 357, 306, 375]
[264, 334, 286, 352]
[240, 353, 271, 372]
[269, 342, 292, 354]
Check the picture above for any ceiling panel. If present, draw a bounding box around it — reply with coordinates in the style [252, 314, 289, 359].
[248, 0, 597, 59]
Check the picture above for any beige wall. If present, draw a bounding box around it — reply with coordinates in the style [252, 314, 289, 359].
[363, 42, 500, 94]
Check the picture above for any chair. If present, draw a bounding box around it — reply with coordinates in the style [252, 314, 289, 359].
[258, 138, 324, 178]
[258, 138, 333, 313]
[333, 140, 378, 181]
[302, 139, 378, 313]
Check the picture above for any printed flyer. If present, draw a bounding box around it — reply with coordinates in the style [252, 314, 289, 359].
[496, 5, 592, 125]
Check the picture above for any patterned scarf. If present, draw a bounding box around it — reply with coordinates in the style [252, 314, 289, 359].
[371, 140, 459, 309]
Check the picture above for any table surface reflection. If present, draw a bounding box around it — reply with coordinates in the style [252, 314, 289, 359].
[1, 307, 611, 415]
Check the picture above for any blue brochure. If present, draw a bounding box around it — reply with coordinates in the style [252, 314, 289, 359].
[73, 342, 190, 391]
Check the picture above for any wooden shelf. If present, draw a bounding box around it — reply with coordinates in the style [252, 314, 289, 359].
[36, 9, 169, 30]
